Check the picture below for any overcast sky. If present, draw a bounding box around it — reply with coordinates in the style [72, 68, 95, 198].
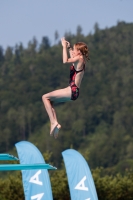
[0, 0, 133, 50]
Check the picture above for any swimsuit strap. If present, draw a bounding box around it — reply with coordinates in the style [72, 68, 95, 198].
[72, 64, 85, 74]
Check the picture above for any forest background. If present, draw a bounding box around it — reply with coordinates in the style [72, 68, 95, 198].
[0, 21, 133, 199]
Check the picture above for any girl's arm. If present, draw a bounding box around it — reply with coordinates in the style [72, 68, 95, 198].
[61, 38, 81, 63]
[66, 41, 73, 58]
[68, 48, 73, 58]
[62, 45, 68, 63]
[61, 38, 70, 63]
[63, 54, 80, 63]
[61, 37, 80, 64]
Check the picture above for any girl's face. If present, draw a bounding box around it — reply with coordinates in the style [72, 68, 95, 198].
[72, 45, 81, 57]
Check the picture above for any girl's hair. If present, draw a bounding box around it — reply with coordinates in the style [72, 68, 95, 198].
[75, 42, 90, 61]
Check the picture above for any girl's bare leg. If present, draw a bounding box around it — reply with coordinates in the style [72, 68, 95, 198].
[52, 107, 61, 129]
[42, 98, 58, 135]
[42, 86, 71, 136]
[52, 107, 61, 138]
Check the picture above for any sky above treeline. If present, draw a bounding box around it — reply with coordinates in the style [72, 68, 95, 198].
[0, 0, 133, 50]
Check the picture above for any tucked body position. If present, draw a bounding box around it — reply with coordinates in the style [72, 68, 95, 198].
[42, 37, 90, 139]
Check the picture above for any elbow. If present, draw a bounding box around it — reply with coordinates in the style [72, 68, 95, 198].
[63, 61, 67, 64]
[63, 59, 68, 64]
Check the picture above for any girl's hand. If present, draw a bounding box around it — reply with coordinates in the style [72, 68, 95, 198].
[66, 41, 71, 48]
[61, 37, 67, 47]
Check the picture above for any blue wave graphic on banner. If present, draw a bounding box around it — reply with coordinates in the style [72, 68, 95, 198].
[62, 149, 98, 200]
[15, 141, 53, 200]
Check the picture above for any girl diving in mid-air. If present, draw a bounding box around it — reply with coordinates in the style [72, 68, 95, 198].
[42, 37, 89, 139]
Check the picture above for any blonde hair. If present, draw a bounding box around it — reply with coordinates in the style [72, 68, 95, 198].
[75, 42, 90, 61]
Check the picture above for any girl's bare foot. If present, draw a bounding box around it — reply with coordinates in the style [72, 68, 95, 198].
[50, 122, 58, 136]
[54, 124, 61, 139]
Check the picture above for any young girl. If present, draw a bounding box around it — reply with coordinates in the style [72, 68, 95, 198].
[42, 37, 89, 139]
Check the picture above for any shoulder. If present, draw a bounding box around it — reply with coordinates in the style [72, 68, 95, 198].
[76, 56, 86, 69]
[79, 55, 84, 65]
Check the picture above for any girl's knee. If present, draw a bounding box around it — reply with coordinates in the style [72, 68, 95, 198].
[42, 94, 46, 101]
[42, 94, 50, 102]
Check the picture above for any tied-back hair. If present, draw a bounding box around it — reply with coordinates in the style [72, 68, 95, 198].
[75, 42, 90, 61]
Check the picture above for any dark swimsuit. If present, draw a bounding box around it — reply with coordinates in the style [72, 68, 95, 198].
[69, 64, 85, 101]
